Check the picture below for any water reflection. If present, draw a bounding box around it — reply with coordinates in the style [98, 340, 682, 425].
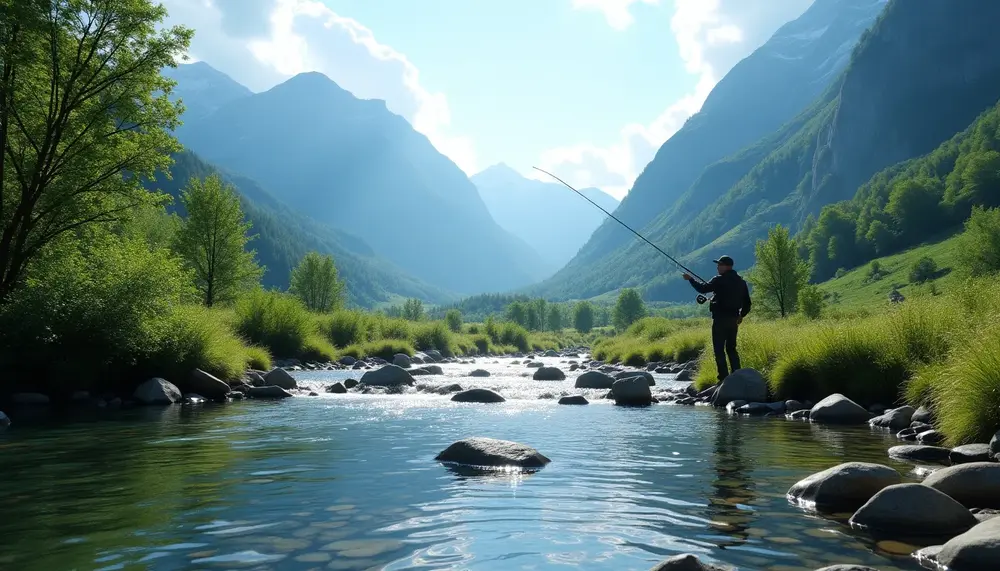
[705, 415, 757, 547]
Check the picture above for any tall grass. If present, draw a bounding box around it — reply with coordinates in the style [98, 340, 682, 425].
[234, 289, 334, 361]
[593, 317, 709, 365]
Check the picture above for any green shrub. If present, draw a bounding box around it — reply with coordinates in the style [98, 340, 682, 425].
[245, 345, 273, 371]
[148, 305, 253, 382]
[411, 321, 454, 355]
[341, 339, 414, 361]
[445, 309, 463, 333]
[909, 256, 939, 283]
[321, 310, 369, 347]
[933, 328, 1000, 444]
[234, 289, 312, 359]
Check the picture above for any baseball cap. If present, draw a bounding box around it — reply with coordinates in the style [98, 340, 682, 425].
[713, 255, 734, 266]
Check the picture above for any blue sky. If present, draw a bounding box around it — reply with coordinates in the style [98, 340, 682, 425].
[162, 0, 814, 198]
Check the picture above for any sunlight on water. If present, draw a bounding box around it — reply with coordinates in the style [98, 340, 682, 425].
[0, 357, 926, 570]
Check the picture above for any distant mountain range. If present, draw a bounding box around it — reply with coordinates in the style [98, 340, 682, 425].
[471, 164, 619, 273]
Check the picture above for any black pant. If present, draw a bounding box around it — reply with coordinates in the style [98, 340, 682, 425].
[712, 317, 741, 382]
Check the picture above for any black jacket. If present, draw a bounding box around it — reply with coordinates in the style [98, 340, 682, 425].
[688, 270, 751, 319]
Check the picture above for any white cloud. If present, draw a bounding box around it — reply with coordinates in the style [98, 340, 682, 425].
[547, 0, 813, 198]
[572, 0, 660, 30]
[161, 0, 477, 174]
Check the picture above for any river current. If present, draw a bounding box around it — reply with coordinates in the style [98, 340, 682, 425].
[0, 357, 927, 570]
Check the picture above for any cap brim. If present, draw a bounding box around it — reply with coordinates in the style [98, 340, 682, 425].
[712, 259, 721, 264]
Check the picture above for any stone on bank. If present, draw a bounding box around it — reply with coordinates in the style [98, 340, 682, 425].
[435, 437, 550, 468]
[710, 368, 766, 407]
[921, 462, 1000, 509]
[648, 553, 734, 571]
[133, 378, 181, 405]
[915, 516, 1000, 571]
[809, 394, 870, 424]
[849, 483, 979, 537]
[188, 368, 231, 400]
[264, 367, 297, 390]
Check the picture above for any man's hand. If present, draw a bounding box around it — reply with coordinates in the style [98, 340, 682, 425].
[682, 273, 692, 281]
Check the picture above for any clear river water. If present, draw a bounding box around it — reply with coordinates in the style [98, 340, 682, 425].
[0, 357, 930, 571]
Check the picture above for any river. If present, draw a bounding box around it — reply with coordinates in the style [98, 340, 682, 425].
[0, 357, 927, 570]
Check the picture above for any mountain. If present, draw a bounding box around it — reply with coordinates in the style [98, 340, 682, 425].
[471, 164, 620, 272]
[162, 61, 252, 121]
[146, 150, 455, 308]
[169, 67, 547, 295]
[532, 0, 887, 300]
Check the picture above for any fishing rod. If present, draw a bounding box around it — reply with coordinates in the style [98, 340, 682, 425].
[531, 166, 713, 305]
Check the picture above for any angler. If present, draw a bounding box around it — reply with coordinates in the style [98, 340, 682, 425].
[683, 256, 751, 382]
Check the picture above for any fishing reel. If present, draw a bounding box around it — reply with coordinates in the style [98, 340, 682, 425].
[696, 294, 708, 305]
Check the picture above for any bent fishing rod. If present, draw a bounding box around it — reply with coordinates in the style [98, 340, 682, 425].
[531, 166, 713, 305]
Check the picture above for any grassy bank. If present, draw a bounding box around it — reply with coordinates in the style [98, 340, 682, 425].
[600, 277, 1000, 445]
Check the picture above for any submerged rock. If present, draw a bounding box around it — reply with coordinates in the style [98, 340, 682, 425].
[849, 483, 978, 537]
[649, 553, 734, 571]
[785, 399, 808, 413]
[809, 394, 870, 425]
[327, 382, 347, 394]
[247, 385, 293, 399]
[435, 437, 550, 468]
[710, 368, 766, 407]
[189, 368, 231, 400]
[787, 462, 902, 512]
[869, 406, 915, 430]
[264, 367, 297, 390]
[344, 379, 359, 389]
[533, 367, 565, 381]
[451, 389, 505, 403]
[558, 395, 588, 405]
[575, 371, 616, 389]
[915, 515, 1000, 571]
[361, 365, 416, 387]
[611, 376, 652, 407]
[922, 463, 1000, 509]
[133, 378, 181, 405]
[951, 444, 993, 465]
[469, 369, 491, 378]
[888, 445, 952, 465]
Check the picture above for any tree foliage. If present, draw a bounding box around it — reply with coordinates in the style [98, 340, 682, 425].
[401, 298, 424, 321]
[909, 256, 938, 284]
[289, 251, 344, 313]
[797, 284, 824, 319]
[613, 288, 646, 330]
[573, 301, 594, 334]
[748, 224, 809, 317]
[173, 174, 263, 306]
[0, 0, 192, 300]
[955, 206, 1000, 277]
[546, 305, 562, 332]
[444, 309, 462, 333]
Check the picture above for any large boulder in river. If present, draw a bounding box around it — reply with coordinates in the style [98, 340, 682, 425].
[533, 367, 565, 381]
[649, 554, 734, 571]
[361, 365, 415, 387]
[133, 378, 181, 405]
[922, 463, 1000, 509]
[611, 376, 652, 407]
[423, 365, 444, 375]
[264, 367, 297, 390]
[451, 389, 505, 403]
[327, 382, 347, 394]
[575, 371, 616, 389]
[423, 349, 443, 362]
[615, 370, 655, 386]
[435, 437, 550, 468]
[888, 444, 952, 465]
[189, 369, 231, 400]
[869, 405, 915, 430]
[248, 385, 293, 399]
[787, 462, 902, 512]
[809, 394, 870, 425]
[710, 368, 766, 407]
[393, 353, 412, 368]
[916, 517, 1000, 571]
[849, 483, 978, 537]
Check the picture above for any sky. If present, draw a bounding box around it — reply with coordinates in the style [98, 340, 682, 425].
[161, 0, 814, 199]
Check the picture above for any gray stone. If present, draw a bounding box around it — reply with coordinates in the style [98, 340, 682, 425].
[133, 378, 181, 405]
[409, 368, 431, 376]
[787, 462, 902, 512]
[992, 430, 1000, 461]
[423, 365, 444, 375]
[451, 389, 505, 403]
[248, 385, 293, 399]
[611, 376, 653, 407]
[0, 411, 9, 428]
[183, 394, 206, 404]
[327, 382, 347, 394]
[951, 444, 993, 465]
[435, 437, 550, 468]
[361, 365, 416, 387]
[849, 483, 978, 537]
[11, 393, 49, 405]
[558, 395, 589, 405]
[189, 368, 231, 399]
[393, 353, 412, 368]
[469, 369, 491, 378]
[338, 355, 356, 366]
[615, 370, 655, 386]
[575, 371, 616, 389]
[888, 445, 952, 465]
[710, 368, 766, 407]
[649, 554, 733, 571]
[912, 405, 934, 425]
[869, 405, 915, 430]
[424, 349, 443, 362]
[809, 394, 870, 425]
[533, 367, 566, 381]
[922, 463, 1000, 509]
[526, 361, 544, 368]
[344, 379, 359, 389]
[264, 367, 297, 390]
[918, 516, 1000, 571]
[675, 369, 693, 382]
[785, 399, 808, 413]
[726, 400, 748, 413]
[919, 430, 945, 445]
[544, 349, 558, 357]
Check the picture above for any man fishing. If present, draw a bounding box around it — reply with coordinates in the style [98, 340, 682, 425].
[683, 256, 751, 382]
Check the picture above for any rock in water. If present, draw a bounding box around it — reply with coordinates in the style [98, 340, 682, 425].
[0, 411, 10, 428]
[327, 382, 347, 394]
[922, 462, 1000, 509]
[869, 406, 915, 430]
[787, 462, 902, 512]
[344, 379, 359, 389]
[393, 353, 412, 368]
[189, 368, 231, 399]
[813, 566, 881, 571]
[558, 395, 589, 405]
[248, 385, 293, 399]
[912, 405, 934, 425]
[614, 370, 655, 386]
[469, 369, 491, 378]
[133, 378, 181, 405]
[849, 483, 978, 537]
[575, 371, 616, 389]
[611, 376, 652, 407]
[423, 365, 444, 375]
[809, 394, 870, 424]
[533, 367, 565, 381]
[264, 367, 297, 390]
[451, 389, 505, 403]
[888, 445, 952, 465]
[435, 437, 550, 468]
[423, 349, 443, 362]
[916, 517, 1000, 571]
[710, 368, 766, 407]
[544, 349, 558, 357]
[649, 553, 734, 571]
[338, 356, 357, 366]
[950, 444, 993, 465]
[361, 365, 416, 387]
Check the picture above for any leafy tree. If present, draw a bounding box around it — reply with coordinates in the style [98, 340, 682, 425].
[174, 174, 263, 306]
[909, 256, 938, 284]
[525, 304, 541, 331]
[573, 301, 595, 333]
[956, 150, 1000, 208]
[748, 224, 809, 317]
[505, 301, 528, 328]
[0, 1, 192, 300]
[797, 284, 825, 319]
[289, 251, 344, 312]
[546, 305, 562, 332]
[401, 298, 425, 321]
[613, 288, 646, 329]
[444, 309, 462, 333]
[886, 178, 944, 241]
[955, 206, 1000, 276]
[866, 260, 885, 283]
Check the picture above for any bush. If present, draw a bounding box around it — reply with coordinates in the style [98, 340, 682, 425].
[321, 310, 370, 347]
[909, 256, 938, 283]
[234, 289, 312, 359]
[445, 309, 462, 333]
[955, 206, 1000, 276]
[341, 339, 414, 361]
[148, 305, 256, 382]
[411, 321, 454, 355]
[798, 285, 825, 319]
[932, 327, 1000, 444]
